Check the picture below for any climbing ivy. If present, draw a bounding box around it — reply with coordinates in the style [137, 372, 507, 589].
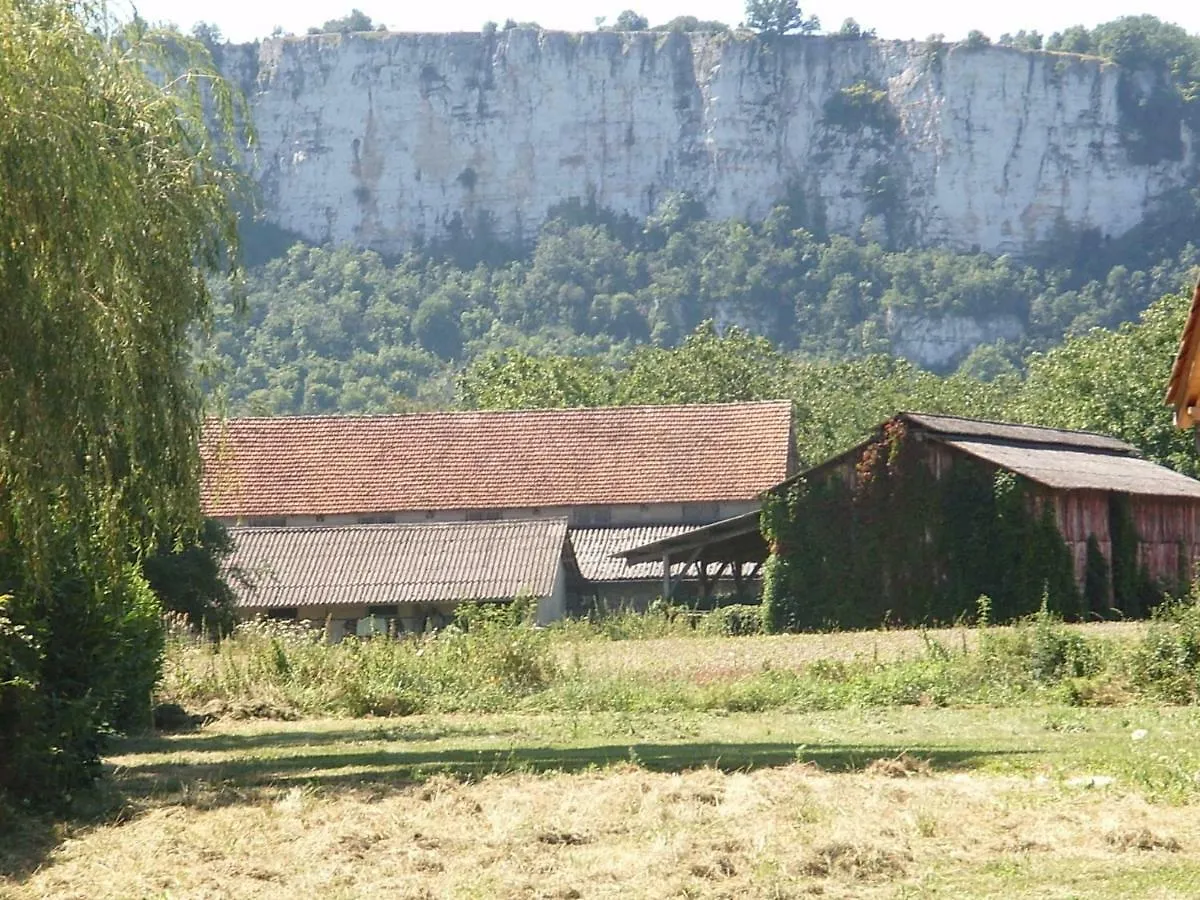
[761, 423, 1082, 631]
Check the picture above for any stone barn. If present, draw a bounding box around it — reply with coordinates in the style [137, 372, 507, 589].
[202, 401, 796, 610]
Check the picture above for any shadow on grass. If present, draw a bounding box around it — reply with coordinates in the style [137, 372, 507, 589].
[112, 736, 1033, 804]
[3, 726, 1037, 882]
[113, 722, 516, 756]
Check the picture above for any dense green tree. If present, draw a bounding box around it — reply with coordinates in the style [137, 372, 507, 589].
[0, 1, 242, 804]
[143, 521, 243, 636]
[651, 16, 729, 33]
[308, 9, 378, 34]
[743, 0, 819, 35]
[613, 10, 649, 31]
[836, 18, 874, 39]
[1014, 293, 1197, 476]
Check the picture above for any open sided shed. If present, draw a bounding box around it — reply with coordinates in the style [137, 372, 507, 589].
[228, 519, 579, 637]
[614, 512, 767, 600]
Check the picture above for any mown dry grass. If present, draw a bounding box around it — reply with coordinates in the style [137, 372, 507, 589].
[6, 706, 1200, 898]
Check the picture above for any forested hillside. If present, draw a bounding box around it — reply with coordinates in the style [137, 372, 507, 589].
[203, 15, 1200, 475]
[207, 183, 1200, 416]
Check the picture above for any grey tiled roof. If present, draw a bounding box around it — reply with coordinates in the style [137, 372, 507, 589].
[903, 412, 1135, 454]
[228, 520, 568, 609]
[570, 526, 697, 582]
[944, 439, 1200, 498]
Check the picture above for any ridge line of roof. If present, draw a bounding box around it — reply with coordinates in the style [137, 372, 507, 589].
[204, 400, 793, 425]
[899, 411, 1132, 445]
[227, 518, 570, 534]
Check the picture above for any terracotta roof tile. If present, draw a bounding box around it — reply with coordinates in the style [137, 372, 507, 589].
[202, 402, 794, 519]
[228, 520, 569, 609]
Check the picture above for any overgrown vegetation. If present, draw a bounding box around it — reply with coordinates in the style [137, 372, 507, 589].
[0, 1, 242, 808]
[209, 182, 1200, 418]
[821, 81, 898, 136]
[160, 601, 1200, 720]
[760, 425, 1084, 631]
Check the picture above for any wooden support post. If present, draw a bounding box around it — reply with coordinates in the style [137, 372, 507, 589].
[698, 561, 711, 600]
[662, 552, 672, 600]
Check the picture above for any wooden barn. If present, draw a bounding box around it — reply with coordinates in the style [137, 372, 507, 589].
[751, 413, 1200, 629]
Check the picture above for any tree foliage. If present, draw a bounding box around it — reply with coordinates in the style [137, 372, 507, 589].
[0, 1, 242, 805]
[216, 181, 1200, 418]
[142, 520, 244, 637]
[308, 9, 379, 34]
[743, 0, 819, 35]
[651, 16, 730, 33]
[612, 10, 649, 31]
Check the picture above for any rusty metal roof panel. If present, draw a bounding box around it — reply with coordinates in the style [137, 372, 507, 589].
[944, 439, 1200, 498]
[228, 519, 568, 609]
[903, 413, 1135, 454]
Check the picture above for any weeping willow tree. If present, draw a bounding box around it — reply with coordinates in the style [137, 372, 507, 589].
[0, 0, 245, 803]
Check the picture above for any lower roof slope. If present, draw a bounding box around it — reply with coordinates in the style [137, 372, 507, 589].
[228, 519, 569, 609]
[202, 401, 794, 519]
[571, 526, 698, 582]
[943, 439, 1200, 499]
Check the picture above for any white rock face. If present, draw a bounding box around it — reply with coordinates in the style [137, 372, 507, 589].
[230, 31, 1196, 257]
[886, 310, 1024, 369]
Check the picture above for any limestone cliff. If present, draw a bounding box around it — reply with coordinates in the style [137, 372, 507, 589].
[228, 30, 1196, 258]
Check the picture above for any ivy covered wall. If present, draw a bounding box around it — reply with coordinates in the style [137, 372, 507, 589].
[760, 421, 1084, 630]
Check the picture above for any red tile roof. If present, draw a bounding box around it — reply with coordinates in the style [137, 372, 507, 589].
[229, 520, 569, 609]
[202, 402, 794, 519]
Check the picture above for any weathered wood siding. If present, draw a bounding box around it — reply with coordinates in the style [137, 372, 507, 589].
[930, 444, 1200, 598]
[1040, 489, 1112, 599]
[1128, 495, 1200, 588]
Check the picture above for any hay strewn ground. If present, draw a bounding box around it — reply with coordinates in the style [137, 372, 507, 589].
[6, 705, 1200, 898]
[6, 620, 1200, 897]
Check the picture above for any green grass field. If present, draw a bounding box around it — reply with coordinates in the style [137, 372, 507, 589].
[6, 707, 1200, 897]
[7, 617, 1200, 897]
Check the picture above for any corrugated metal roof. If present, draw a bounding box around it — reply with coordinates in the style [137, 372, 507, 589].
[228, 520, 568, 609]
[943, 439, 1200, 498]
[202, 402, 794, 519]
[903, 412, 1135, 454]
[616, 512, 767, 566]
[571, 526, 697, 582]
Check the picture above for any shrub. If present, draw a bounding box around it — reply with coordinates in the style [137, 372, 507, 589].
[0, 561, 165, 806]
[1128, 598, 1200, 702]
[697, 604, 764, 636]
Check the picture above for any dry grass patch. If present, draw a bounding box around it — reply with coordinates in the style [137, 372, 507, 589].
[864, 752, 933, 778]
[8, 734, 1200, 898]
